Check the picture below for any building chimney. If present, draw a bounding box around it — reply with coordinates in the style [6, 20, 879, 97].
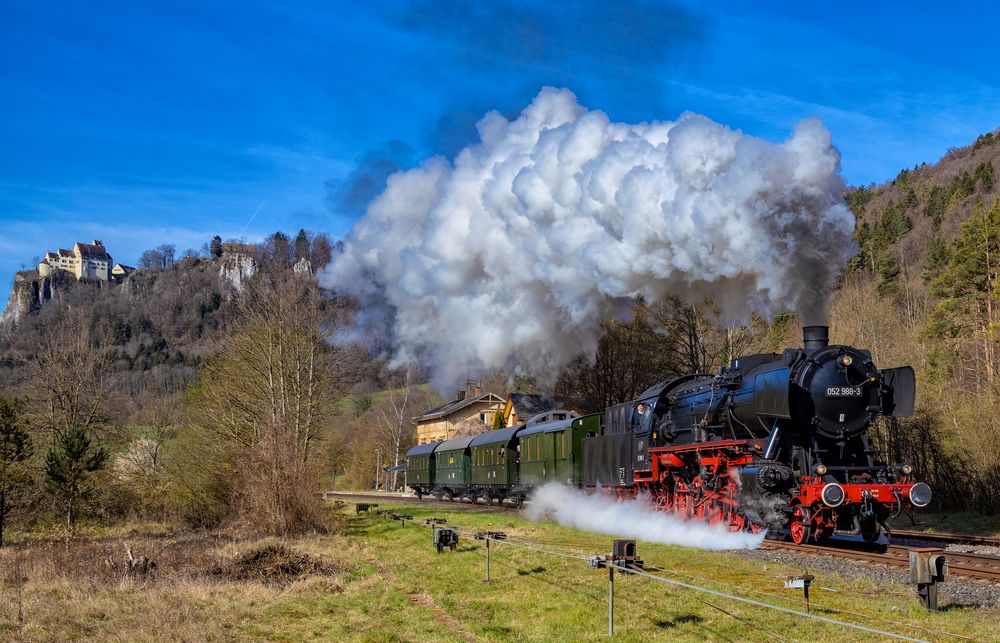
[457, 390, 466, 400]
[802, 325, 830, 350]
[93, 239, 103, 246]
[474, 385, 482, 396]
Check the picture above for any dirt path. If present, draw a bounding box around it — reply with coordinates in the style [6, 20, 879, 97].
[357, 546, 476, 642]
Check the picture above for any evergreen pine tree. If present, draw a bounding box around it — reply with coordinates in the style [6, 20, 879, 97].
[926, 197, 1000, 381]
[975, 161, 995, 192]
[0, 398, 33, 547]
[210, 234, 223, 258]
[44, 427, 107, 532]
[294, 228, 310, 262]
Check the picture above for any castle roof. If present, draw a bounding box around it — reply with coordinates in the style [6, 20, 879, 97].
[75, 241, 109, 259]
[221, 242, 258, 256]
[58, 249, 73, 258]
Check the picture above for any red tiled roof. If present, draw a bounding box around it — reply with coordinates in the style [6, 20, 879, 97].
[76, 242, 109, 259]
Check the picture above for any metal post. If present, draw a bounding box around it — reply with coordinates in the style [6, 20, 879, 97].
[910, 548, 946, 610]
[608, 561, 615, 636]
[486, 537, 491, 583]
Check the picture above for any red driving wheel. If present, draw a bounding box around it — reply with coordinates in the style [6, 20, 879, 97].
[790, 505, 811, 544]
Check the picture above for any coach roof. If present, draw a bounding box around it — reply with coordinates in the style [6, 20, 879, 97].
[405, 442, 440, 457]
[434, 436, 476, 453]
[469, 425, 523, 448]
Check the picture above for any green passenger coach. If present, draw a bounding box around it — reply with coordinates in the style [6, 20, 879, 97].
[404, 441, 440, 498]
[470, 425, 525, 505]
[406, 411, 605, 505]
[432, 436, 475, 499]
[518, 412, 577, 486]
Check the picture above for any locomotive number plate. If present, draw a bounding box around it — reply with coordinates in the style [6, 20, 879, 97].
[825, 386, 863, 397]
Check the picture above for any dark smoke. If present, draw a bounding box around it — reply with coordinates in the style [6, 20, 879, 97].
[326, 140, 417, 218]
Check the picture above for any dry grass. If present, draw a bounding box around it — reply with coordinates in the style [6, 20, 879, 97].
[0, 528, 356, 642]
[209, 543, 347, 585]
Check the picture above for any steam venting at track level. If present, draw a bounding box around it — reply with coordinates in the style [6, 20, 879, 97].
[526, 483, 766, 551]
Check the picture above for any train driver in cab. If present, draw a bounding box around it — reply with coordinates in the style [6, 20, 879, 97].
[632, 402, 649, 430]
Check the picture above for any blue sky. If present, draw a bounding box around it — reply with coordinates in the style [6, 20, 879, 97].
[2, 1, 1000, 303]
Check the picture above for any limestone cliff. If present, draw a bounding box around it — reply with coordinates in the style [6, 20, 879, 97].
[1, 270, 68, 325]
[218, 251, 257, 294]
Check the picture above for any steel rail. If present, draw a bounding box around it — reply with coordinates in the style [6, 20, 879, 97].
[891, 529, 1000, 547]
[764, 541, 1000, 582]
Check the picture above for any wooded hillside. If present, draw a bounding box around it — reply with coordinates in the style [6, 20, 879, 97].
[833, 130, 1000, 512]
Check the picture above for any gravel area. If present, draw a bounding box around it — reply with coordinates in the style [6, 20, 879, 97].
[944, 543, 1000, 557]
[894, 535, 1000, 557]
[732, 547, 1000, 610]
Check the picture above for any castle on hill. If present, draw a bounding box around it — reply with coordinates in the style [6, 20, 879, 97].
[37, 240, 131, 282]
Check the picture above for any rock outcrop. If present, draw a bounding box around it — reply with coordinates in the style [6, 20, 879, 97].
[1, 270, 72, 325]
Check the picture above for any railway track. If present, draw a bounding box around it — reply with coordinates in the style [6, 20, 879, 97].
[765, 540, 1000, 582]
[325, 492, 1000, 581]
[891, 529, 1000, 547]
[322, 491, 520, 513]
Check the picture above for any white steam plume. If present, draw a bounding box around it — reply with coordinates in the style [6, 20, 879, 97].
[526, 483, 765, 550]
[321, 88, 855, 390]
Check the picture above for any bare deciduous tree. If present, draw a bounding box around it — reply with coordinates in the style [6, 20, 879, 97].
[177, 268, 347, 533]
[28, 313, 115, 441]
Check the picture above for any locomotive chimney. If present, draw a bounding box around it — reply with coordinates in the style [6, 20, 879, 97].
[803, 325, 829, 350]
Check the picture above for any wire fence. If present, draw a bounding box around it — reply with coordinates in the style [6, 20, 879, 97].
[367, 507, 981, 642]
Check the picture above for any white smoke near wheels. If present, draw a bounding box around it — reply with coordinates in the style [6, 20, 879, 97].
[526, 483, 766, 550]
[320, 88, 855, 390]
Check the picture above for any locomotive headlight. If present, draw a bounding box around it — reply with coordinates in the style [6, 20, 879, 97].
[909, 482, 932, 508]
[839, 355, 853, 367]
[820, 483, 846, 507]
[812, 463, 828, 476]
[899, 463, 913, 476]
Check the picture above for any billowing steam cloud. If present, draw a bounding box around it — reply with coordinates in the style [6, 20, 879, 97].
[321, 88, 855, 389]
[526, 483, 765, 550]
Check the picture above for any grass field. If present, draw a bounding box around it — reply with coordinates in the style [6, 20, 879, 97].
[889, 511, 1000, 537]
[1, 503, 997, 641]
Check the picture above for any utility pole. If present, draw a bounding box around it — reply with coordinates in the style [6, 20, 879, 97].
[590, 540, 642, 638]
[475, 532, 505, 583]
[608, 561, 615, 636]
[375, 450, 381, 490]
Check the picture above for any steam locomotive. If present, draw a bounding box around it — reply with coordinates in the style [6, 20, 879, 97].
[406, 326, 929, 544]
